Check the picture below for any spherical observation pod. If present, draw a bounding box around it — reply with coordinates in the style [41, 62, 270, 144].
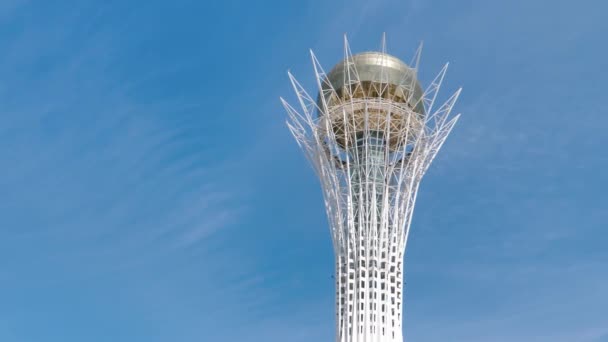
[317, 52, 426, 150]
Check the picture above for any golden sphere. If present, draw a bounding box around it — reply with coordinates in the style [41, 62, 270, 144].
[318, 52, 425, 150]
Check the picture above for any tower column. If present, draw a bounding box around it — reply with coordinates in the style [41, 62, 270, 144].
[283, 37, 461, 342]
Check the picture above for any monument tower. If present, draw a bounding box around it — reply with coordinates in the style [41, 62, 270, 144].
[282, 35, 461, 342]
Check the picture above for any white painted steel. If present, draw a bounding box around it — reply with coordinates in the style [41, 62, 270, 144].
[281, 35, 461, 342]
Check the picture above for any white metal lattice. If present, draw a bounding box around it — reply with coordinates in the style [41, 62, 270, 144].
[281, 35, 461, 342]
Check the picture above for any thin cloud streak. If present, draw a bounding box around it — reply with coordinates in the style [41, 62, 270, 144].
[0, 3, 243, 285]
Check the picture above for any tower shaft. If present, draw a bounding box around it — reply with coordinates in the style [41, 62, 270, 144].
[282, 37, 461, 342]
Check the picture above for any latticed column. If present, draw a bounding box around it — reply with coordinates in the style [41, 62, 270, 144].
[282, 35, 461, 342]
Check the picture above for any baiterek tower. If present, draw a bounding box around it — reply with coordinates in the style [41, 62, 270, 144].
[281, 35, 461, 342]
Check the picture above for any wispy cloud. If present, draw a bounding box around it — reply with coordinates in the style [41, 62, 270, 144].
[0, 3, 244, 286]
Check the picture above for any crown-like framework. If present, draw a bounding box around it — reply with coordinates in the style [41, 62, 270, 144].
[281, 35, 461, 342]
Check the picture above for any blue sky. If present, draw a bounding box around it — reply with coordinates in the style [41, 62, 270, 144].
[1, 0, 607, 341]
